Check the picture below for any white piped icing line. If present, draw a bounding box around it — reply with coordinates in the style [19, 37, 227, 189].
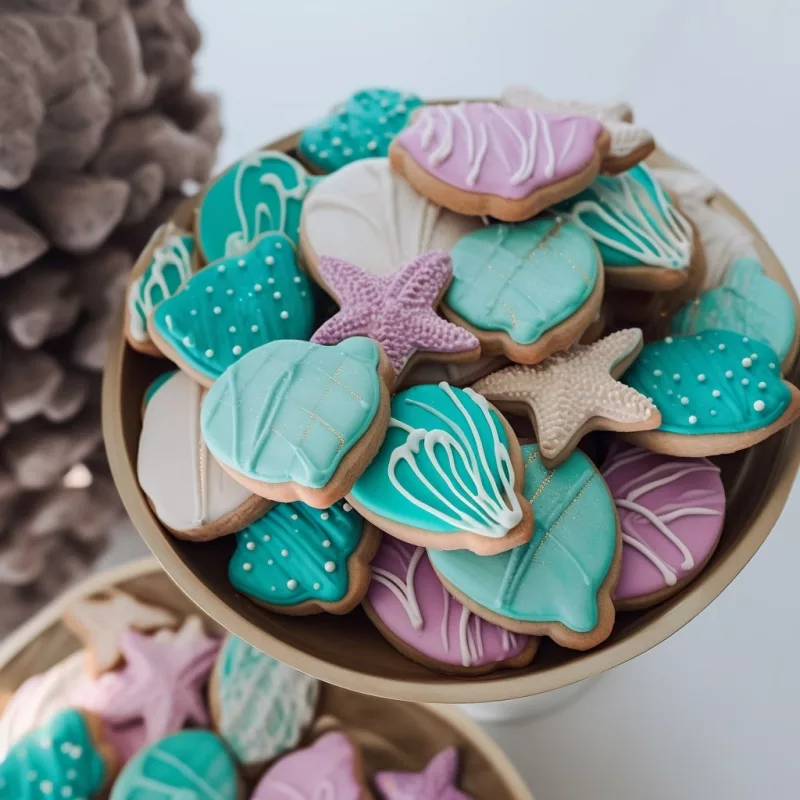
[387, 383, 522, 538]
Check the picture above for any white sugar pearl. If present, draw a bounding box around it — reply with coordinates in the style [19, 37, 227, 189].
[290, 514, 298, 520]
[725, 370, 733, 379]
[281, 549, 289, 557]
[710, 410, 717, 416]
[267, 559, 274, 565]
[754, 400, 766, 412]
[40, 780, 53, 794]
[313, 582, 321, 590]
[689, 415, 698, 425]
[672, 373, 681, 382]
[769, 362, 776, 369]
[680, 397, 689, 406]
[205, 286, 214, 293]
[343, 148, 353, 156]
[275, 242, 282, 249]
[743, 337, 749, 343]
[226, 288, 234, 296]
[254, 283, 262, 292]
[319, 150, 329, 158]
[308, 144, 317, 152]
[265, 256, 275, 265]
[213, 306, 222, 314]
[331, 137, 342, 146]
[294, 276, 302, 284]
[320, 512, 329, 520]
[242, 562, 252, 572]
[217, 264, 226, 273]
[758, 382, 767, 390]
[343, 502, 352, 512]
[251, 324, 259, 332]
[287, 579, 298, 590]
[367, 140, 378, 150]
[271, 586, 276, 591]
[238, 259, 246, 267]
[280, 311, 289, 319]
[205, 349, 214, 358]
[229, 326, 236, 333]
[712, 390, 721, 398]
[750, 353, 758, 360]
[267, 277, 275, 284]
[653, 369, 662, 377]
[273, 291, 282, 300]
[742, 378, 750, 386]
[190, 309, 198, 315]
[697, 374, 706, 382]
[182, 336, 191, 346]
[324, 561, 336, 573]
[665, 336, 673, 344]
[246, 541, 255, 551]
[263, 534, 271, 542]
[322, 539, 331, 548]
[232, 345, 242, 355]
[718, 343, 726, 351]
[742, 357, 752, 368]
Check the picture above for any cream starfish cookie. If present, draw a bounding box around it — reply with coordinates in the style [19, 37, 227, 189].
[501, 85, 655, 173]
[472, 329, 661, 467]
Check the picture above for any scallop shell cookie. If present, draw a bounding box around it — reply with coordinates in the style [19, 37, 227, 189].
[149, 233, 315, 387]
[602, 443, 725, 610]
[349, 382, 533, 556]
[137, 371, 270, 541]
[229, 499, 381, 614]
[429, 444, 621, 650]
[209, 635, 318, 775]
[364, 537, 538, 676]
[441, 217, 604, 364]
[298, 87, 422, 173]
[389, 101, 610, 221]
[201, 338, 393, 508]
[300, 157, 481, 277]
[621, 330, 800, 456]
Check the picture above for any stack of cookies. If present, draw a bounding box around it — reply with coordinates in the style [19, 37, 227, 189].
[126, 87, 800, 674]
[0, 589, 475, 798]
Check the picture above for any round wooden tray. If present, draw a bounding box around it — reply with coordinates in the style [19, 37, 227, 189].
[102, 125, 800, 703]
[0, 558, 533, 799]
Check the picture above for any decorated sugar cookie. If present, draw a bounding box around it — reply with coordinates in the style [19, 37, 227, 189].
[671, 257, 798, 367]
[349, 382, 533, 556]
[0, 708, 118, 800]
[201, 338, 392, 507]
[63, 589, 177, 675]
[138, 371, 270, 540]
[209, 635, 318, 773]
[309, 251, 480, 382]
[111, 729, 240, 800]
[441, 217, 603, 363]
[298, 87, 423, 172]
[399, 355, 509, 390]
[621, 330, 800, 456]
[502, 85, 655, 173]
[375, 747, 473, 800]
[196, 149, 315, 262]
[364, 538, 537, 675]
[251, 731, 370, 800]
[299, 158, 481, 277]
[229, 499, 380, 614]
[125, 223, 196, 355]
[601, 443, 725, 609]
[429, 444, 621, 649]
[149, 233, 315, 386]
[560, 164, 697, 290]
[472, 329, 660, 467]
[390, 102, 610, 222]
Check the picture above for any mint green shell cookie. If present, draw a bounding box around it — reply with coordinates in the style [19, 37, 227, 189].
[201, 338, 383, 489]
[428, 444, 617, 637]
[299, 88, 422, 172]
[197, 150, 317, 262]
[670, 257, 797, 364]
[230, 500, 369, 608]
[0, 708, 107, 800]
[444, 218, 600, 345]
[151, 233, 314, 382]
[128, 226, 194, 346]
[111, 730, 238, 799]
[623, 330, 791, 435]
[213, 635, 318, 768]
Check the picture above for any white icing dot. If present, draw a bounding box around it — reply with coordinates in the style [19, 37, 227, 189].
[40, 780, 53, 794]
[343, 147, 353, 156]
[271, 586, 276, 592]
[273, 291, 282, 300]
[66, 770, 76, 780]
[217, 264, 226, 273]
[290, 514, 298, 520]
[331, 136, 342, 146]
[710, 410, 717, 416]
[265, 256, 275, 265]
[275, 242, 282, 249]
[226, 288, 234, 296]
[343, 502, 352, 512]
[743, 336, 749, 343]
[758, 381, 767, 390]
[232, 345, 242, 356]
[712, 390, 721, 398]
[238, 259, 246, 267]
[754, 400, 766, 412]
[689, 415, 698, 425]
[695, 335, 702, 341]
[665, 336, 673, 344]
[378, 115, 388, 124]
[182, 336, 191, 347]
[718, 343, 726, 351]
[769, 362, 776, 369]
[313, 582, 321, 590]
[324, 561, 336, 573]
[653, 369, 662, 377]
[190, 309, 198, 316]
[320, 512, 329, 520]
[742, 378, 750, 386]
[287, 579, 298, 590]
[750, 353, 758, 360]
[254, 283, 263, 292]
[293, 276, 302, 284]
[281, 548, 289, 557]
[229, 326, 237, 333]
[205, 286, 214, 293]
[267, 277, 275, 285]
[680, 397, 689, 406]
[263, 534, 271, 542]
[267, 559, 274, 565]
[725, 370, 733, 379]
[301, 291, 307, 297]
[308, 144, 317, 153]
[322, 539, 331, 548]
[367, 140, 378, 150]
[213, 306, 222, 314]
[697, 374, 706, 382]
[243, 562, 252, 571]
[280, 310, 289, 320]
[205, 349, 214, 358]
[672, 373, 681, 382]
[666, 389, 674, 396]
[246, 541, 255, 551]
[742, 357, 753, 368]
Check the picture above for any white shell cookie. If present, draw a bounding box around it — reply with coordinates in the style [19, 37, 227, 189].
[210, 635, 318, 773]
[299, 157, 481, 276]
[137, 370, 270, 540]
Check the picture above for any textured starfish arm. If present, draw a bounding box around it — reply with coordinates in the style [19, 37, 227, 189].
[595, 382, 658, 423]
[317, 255, 385, 304]
[409, 311, 480, 353]
[311, 306, 374, 345]
[393, 249, 453, 308]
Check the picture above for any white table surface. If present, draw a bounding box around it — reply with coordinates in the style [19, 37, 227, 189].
[111, 3, 800, 797]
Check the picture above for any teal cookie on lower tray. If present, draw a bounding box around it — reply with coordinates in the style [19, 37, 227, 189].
[670, 257, 797, 365]
[298, 87, 422, 172]
[111, 730, 239, 799]
[0, 708, 108, 800]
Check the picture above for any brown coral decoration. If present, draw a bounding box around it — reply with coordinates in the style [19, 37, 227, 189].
[0, 0, 220, 628]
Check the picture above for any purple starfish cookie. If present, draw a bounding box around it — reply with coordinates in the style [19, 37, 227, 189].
[311, 250, 480, 376]
[375, 747, 474, 800]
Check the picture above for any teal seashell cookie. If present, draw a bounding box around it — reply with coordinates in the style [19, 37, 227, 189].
[623, 330, 794, 436]
[561, 163, 693, 276]
[0, 708, 109, 800]
[197, 150, 317, 262]
[298, 88, 423, 173]
[230, 499, 377, 612]
[670, 257, 797, 365]
[150, 233, 315, 384]
[443, 217, 600, 353]
[201, 338, 387, 500]
[111, 729, 238, 799]
[212, 635, 318, 769]
[428, 444, 619, 648]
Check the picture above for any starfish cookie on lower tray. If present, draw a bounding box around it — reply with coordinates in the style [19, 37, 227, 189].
[472, 329, 661, 467]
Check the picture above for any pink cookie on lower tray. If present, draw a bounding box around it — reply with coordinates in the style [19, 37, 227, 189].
[375, 747, 474, 800]
[251, 730, 371, 800]
[601, 442, 726, 610]
[363, 537, 538, 675]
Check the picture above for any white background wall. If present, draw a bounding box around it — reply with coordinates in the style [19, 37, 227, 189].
[184, 3, 800, 797]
